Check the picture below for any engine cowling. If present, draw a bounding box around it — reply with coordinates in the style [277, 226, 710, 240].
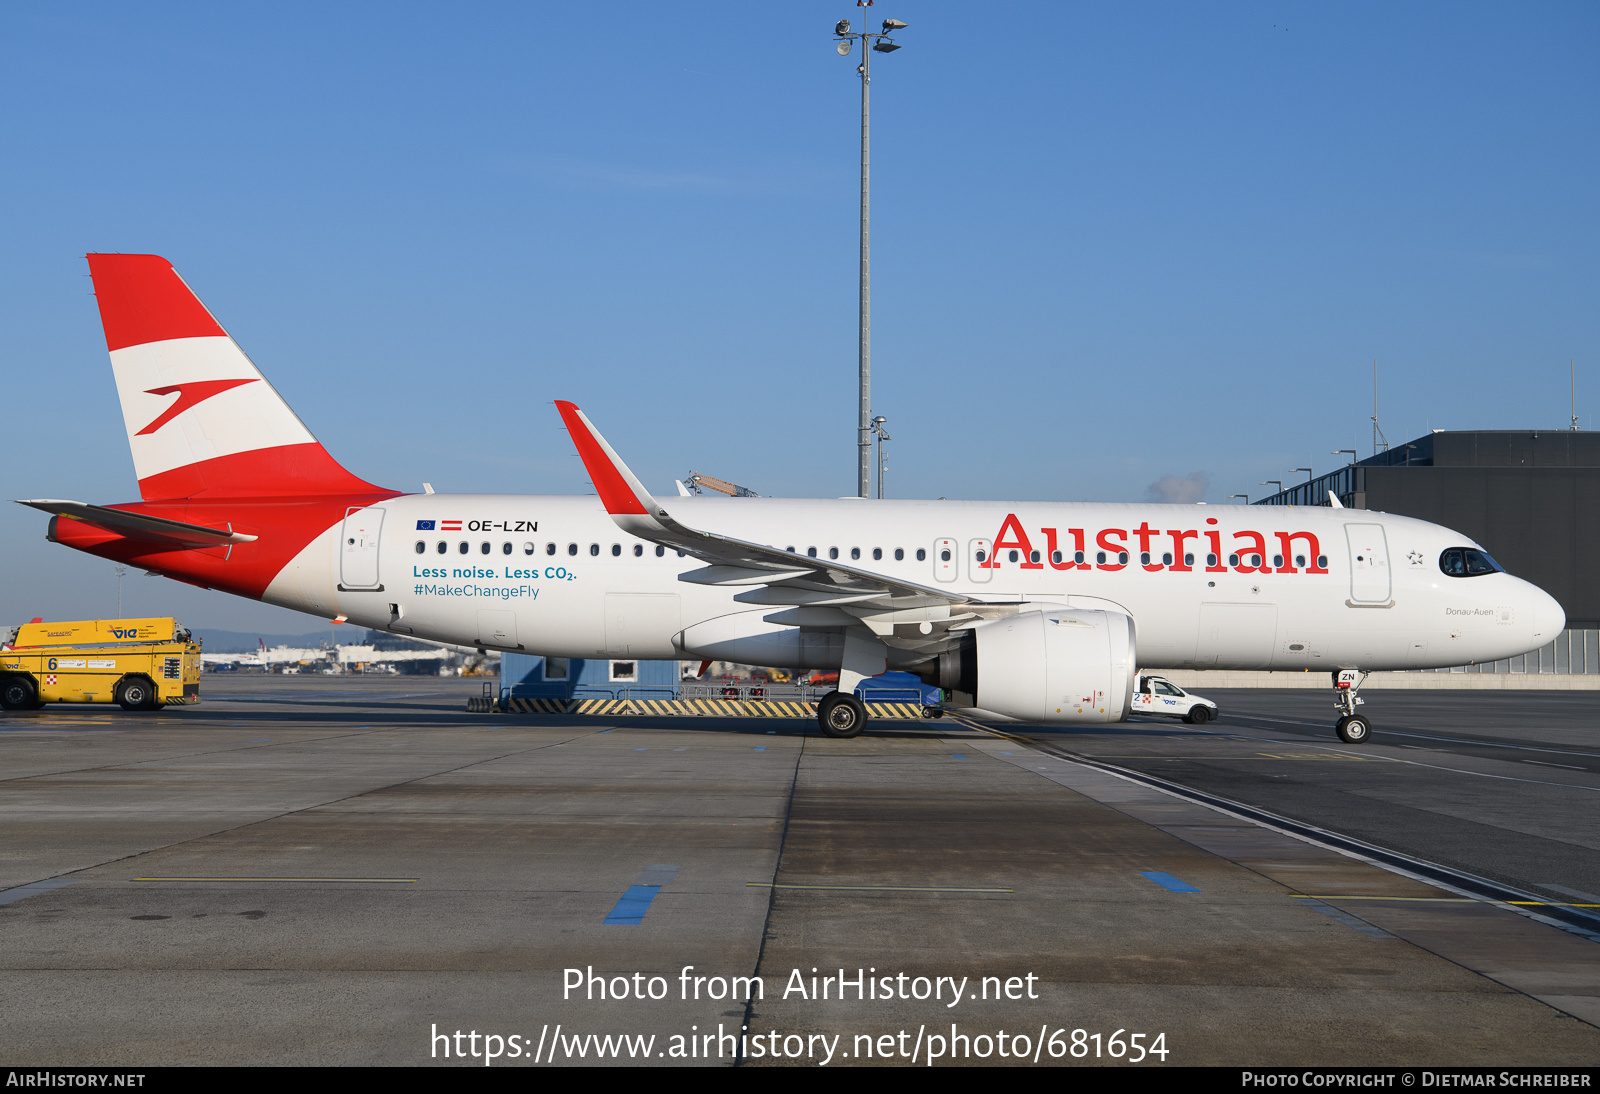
[940, 609, 1136, 723]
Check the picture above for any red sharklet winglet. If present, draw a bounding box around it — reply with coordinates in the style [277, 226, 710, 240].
[87, 254, 228, 351]
[554, 401, 654, 516]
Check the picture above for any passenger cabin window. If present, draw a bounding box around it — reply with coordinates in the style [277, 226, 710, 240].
[523, 542, 535, 555]
[850, 547, 860, 560]
[589, 544, 600, 556]
[894, 548, 904, 561]
[917, 548, 927, 562]
[458, 542, 469, 555]
[1140, 552, 1150, 565]
[546, 543, 557, 555]
[480, 542, 491, 555]
[656, 546, 665, 557]
[1440, 547, 1504, 577]
[1162, 553, 1172, 565]
[807, 547, 818, 558]
[633, 545, 643, 557]
[872, 548, 882, 560]
[502, 542, 512, 555]
[829, 547, 839, 560]
[1075, 551, 1085, 564]
[568, 543, 578, 556]
[1051, 551, 1063, 564]
[1008, 550, 1019, 563]
[1184, 553, 1194, 566]
[611, 544, 621, 556]
[975, 550, 988, 563]
[415, 541, 425, 554]
[1096, 551, 1107, 564]
[437, 541, 447, 554]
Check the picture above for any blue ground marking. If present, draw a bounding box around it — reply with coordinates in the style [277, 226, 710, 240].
[604, 885, 662, 925]
[1141, 871, 1201, 893]
[634, 748, 647, 751]
[0, 878, 76, 907]
[950, 754, 968, 759]
[754, 746, 766, 751]
[1294, 898, 1394, 939]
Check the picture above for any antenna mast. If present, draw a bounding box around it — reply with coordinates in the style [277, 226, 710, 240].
[1372, 358, 1389, 456]
[1574, 359, 1580, 431]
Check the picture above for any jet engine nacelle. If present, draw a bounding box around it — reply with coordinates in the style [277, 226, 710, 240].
[956, 609, 1137, 723]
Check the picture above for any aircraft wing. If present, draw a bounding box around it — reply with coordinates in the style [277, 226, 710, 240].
[555, 402, 980, 628]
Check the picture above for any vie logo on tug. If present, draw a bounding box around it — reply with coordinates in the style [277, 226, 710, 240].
[981, 514, 1330, 575]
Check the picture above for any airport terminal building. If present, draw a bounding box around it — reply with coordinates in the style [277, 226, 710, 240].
[1258, 430, 1600, 675]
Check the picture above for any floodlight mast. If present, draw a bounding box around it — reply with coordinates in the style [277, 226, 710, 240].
[834, 17, 908, 498]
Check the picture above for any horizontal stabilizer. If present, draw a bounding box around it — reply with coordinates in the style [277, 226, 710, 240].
[17, 499, 258, 547]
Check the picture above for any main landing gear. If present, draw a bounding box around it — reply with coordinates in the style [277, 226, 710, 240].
[818, 691, 868, 739]
[1333, 669, 1372, 744]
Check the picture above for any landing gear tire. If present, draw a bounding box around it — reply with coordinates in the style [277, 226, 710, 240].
[818, 692, 868, 739]
[115, 677, 158, 712]
[1335, 714, 1372, 744]
[1185, 706, 1212, 725]
[0, 676, 37, 711]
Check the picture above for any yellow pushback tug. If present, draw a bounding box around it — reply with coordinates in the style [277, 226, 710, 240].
[0, 618, 201, 711]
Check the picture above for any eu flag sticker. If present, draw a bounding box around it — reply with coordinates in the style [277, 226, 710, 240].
[416, 520, 436, 530]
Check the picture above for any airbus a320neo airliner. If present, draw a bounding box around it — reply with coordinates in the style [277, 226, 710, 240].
[14, 255, 1565, 742]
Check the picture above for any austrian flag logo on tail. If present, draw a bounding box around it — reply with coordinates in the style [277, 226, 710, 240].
[440, 520, 462, 531]
[136, 378, 260, 436]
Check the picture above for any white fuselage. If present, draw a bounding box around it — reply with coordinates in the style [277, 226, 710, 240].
[264, 495, 1563, 673]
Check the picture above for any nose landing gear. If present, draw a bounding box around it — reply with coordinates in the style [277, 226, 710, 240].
[1333, 669, 1372, 743]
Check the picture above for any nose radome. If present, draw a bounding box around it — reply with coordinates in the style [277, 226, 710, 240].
[1528, 583, 1565, 641]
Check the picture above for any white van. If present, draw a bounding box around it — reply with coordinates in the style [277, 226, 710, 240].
[1131, 675, 1219, 725]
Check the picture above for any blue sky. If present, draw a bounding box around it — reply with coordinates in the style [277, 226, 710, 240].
[2, 2, 1596, 631]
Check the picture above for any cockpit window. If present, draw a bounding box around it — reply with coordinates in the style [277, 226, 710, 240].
[1440, 547, 1504, 578]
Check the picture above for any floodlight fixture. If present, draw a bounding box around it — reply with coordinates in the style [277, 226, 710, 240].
[1293, 467, 1313, 483]
[882, 19, 908, 31]
[1230, 494, 1250, 504]
[836, 39, 851, 55]
[1261, 480, 1283, 492]
[835, 19, 851, 35]
[1333, 449, 1357, 464]
[872, 40, 901, 52]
